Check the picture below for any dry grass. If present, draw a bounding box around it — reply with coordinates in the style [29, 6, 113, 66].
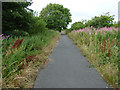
[67, 34, 118, 88]
[2, 32, 61, 88]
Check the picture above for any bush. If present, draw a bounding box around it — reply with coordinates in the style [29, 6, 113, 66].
[85, 12, 115, 28]
[10, 29, 30, 37]
[29, 17, 48, 35]
[71, 22, 85, 30]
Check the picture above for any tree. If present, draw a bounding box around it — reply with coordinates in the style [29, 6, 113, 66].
[39, 3, 72, 32]
[71, 21, 85, 30]
[2, 2, 33, 34]
[85, 12, 115, 28]
[113, 21, 118, 28]
[85, 20, 92, 27]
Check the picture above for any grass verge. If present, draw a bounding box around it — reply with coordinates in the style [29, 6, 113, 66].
[67, 31, 118, 88]
[2, 30, 61, 88]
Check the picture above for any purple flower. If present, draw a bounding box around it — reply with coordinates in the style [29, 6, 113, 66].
[0, 34, 10, 40]
[7, 35, 10, 37]
[0, 34, 3, 37]
[6, 50, 8, 53]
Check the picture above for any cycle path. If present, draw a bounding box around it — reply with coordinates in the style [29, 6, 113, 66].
[34, 32, 110, 88]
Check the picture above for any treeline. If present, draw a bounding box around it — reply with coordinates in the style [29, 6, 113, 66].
[2, 2, 72, 35]
[71, 12, 119, 30]
[2, 2, 47, 36]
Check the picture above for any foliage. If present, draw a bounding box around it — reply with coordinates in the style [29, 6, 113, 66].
[113, 21, 119, 28]
[0, 34, 10, 40]
[2, 2, 48, 36]
[64, 29, 72, 35]
[71, 21, 85, 30]
[2, 2, 33, 34]
[29, 17, 48, 35]
[70, 12, 116, 31]
[85, 12, 115, 28]
[2, 1, 61, 88]
[2, 30, 58, 82]
[68, 27, 119, 88]
[39, 3, 72, 32]
[10, 29, 30, 37]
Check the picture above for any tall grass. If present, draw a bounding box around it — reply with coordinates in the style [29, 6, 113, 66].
[68, 27, 119, 88]
[2, 30, 59, 84]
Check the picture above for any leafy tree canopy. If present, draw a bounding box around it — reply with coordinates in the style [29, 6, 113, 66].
[85, 12, 115, 28]
[2, 2, 33, 34]
[39, 3, 72, 32]
[71, 21, 85, 30]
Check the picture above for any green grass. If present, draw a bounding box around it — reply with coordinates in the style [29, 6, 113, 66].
[2, 30, 59, 83]
[67, 28, 119, 88]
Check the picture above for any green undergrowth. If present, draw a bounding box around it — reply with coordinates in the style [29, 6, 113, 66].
[2, 30, 60, 88]
[67, 30, 119, 88]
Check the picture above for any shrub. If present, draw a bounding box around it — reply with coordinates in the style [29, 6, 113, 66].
[29, 17, 48, 35]
[71, 22, 85, 30]
[10, 29, 29, 37]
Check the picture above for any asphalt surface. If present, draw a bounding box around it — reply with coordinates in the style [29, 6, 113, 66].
[34, 32, 110, 88]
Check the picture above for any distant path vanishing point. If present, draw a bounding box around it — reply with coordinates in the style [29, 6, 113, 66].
[34, 32, 110, 88]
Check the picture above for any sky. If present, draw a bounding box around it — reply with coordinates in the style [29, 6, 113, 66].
[28, 0, 120, 28]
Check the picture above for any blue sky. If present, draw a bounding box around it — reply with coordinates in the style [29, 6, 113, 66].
[28, 0, 119, 28]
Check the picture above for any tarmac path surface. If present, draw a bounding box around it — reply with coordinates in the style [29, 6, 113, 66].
[34, 32, 110, 88]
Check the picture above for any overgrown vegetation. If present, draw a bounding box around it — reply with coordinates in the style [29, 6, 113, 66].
[68, 27, 119, 88]
[1, 1, 61, 88]
[2, 31, 60, 88]
[1, 1, 119, 88]
[66, 12, 120, 88]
